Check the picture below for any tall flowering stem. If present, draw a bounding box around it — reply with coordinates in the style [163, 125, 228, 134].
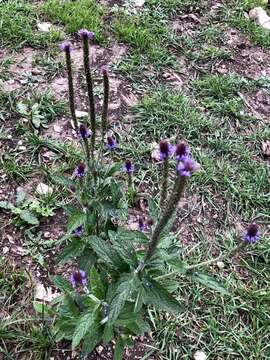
[144, 156, 200, 264]
[145, 176, 187, 263]
[61, 42, 78, 133]
[101, 66, 109, 143]
[80, 30, 96, 156]
[160, 157, 169, 209]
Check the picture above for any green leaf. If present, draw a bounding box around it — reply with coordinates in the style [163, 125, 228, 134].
[57, 239, 85, 264]
[103, 323, 114, 343]
[148, 198, 159, 221]
[19, 210, 39, 225]
[0, 200, 15, 210]
[114, 337, 125, 360]
[167, 258, 187, 274]
[16, 101, 29, 116]
[188, 272, 230, 295]
[108, 274, 135, 325]
[50, 174, 75, 188]
[110, 230, 138, 268]
[33, 301, 53, 314]
[78, 249, 96, 272]
[72, 308, 98, 349]
[54, 275, 73, 292]
[143, 277, 183, 314]
[67, 210, 86, 233]
[82, 324, 103, 356]
[89, 235, 125, 270]
[90, 267, 106, 300]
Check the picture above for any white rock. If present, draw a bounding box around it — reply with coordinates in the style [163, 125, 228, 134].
[36, 183, 53, 196]
[249, 7, 270, 30]
[194, 350, 207, 360]
[37, 22, 52, 32]
[3, 246, 9, 254]
[44, 231, 51, 239]
[75, 110, 88, 118]
[53, 124, 61, 133]
[135, 0, 145, 6]
[217, 261, 225, 269]
[18, 140, 23, 146]
[35, 283, 59, 302]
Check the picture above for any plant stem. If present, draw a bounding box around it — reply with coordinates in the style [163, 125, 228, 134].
[82, 37, 96, 156]
[160, 158, 169, 209]
[101, 69, 109, 143]
[144, 176, 187, 263]
[65, 50, 78, 132]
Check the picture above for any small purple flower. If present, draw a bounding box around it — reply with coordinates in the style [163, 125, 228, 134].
[107, 136, 117, 150]
[175, 141, 190, 161]
[59, 41, 71, 52]
[78, 124, 92, 139]
[123, 159, 134, 174]
[138, 217, 146, 231]
[158, 140, 175, 160]
[73, 225, 84, 237]
[177, 157, 200, 177]
[74, 162, 86, 178]
[70, 270, 87, 288]
[78, 29, 94, 40]
[244, 223, 260, 244]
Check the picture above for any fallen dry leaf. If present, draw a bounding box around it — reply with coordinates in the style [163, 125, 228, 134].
[35, 283, 59, 302]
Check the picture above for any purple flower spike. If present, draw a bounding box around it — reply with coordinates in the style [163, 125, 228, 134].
[78, 29, 94, 40]
[78, 123, 92, 139]
[138, 217, 146, 231]
[177, 157, 200, 177]
[244, 223, 260, 244]
[70, 270, 87, 288]
[175, 141, 190, 161]
[107, 136, 117, 150]
[74, 162, 86, 178]
[73, 225, 84, 237]
[158, 140, 175, 160]
[59, 41, 71, 52]
[123, 159, 134, 174]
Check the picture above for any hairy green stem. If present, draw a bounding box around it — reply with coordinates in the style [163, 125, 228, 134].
[144, 176, 187, 263]
[82, 37, 96, 156]
[65, 50, 78, 132]
[160, 158, 169, 209]
[101, 70, 109, 143]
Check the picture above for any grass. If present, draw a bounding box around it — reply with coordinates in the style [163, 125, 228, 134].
[42, 0, 106, 43]
[0, 0, 61, 48]
[1, 0, 270, 358]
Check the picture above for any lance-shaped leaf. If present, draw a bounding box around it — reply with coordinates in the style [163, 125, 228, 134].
[72, 306, 99, 349]
[187, 271, 230, 295]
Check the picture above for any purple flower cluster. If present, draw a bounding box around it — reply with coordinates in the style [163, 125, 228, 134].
[59, 41, 71, 53]
[157, 139, 200, 177]
[70, 270, 87, 288]
[78, 29, 94, 40]
[107, 136, 117, 150]
[138, 217, 154, 232]
[78, 124, 92, 139]
[73, 225, 84, 237]
[123, 159, 134, 174]
[74, 162, 86, 178]
[244, 223, 260, 244]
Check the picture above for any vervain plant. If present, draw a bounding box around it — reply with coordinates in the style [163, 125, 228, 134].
[44, 32, 262, 359]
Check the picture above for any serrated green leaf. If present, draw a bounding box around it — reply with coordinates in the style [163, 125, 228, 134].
[143, 277, 183, 314]
[33, 301, 52, 314]
[89, 267, 106, 300]
[16, 101, 29, 116]
[78, 249, 96, 272]
[50, 174, 75, 188]
[110, 230, 138, 268]
[167, 258, 187, 274]
[57, 239, 85, 264]
[54, 275, 73, 292]
[72, 308, 98, 349]
[188, 272, 230, 295]
[82, 324, 103, 356]
[67, 210, 86, 233]
[108, 274, 135, 325]
[89, 235, 125, 270]
[148, 198, 159, 221]
[0, 200, 15, 210]
[19, 210, 39, 225]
